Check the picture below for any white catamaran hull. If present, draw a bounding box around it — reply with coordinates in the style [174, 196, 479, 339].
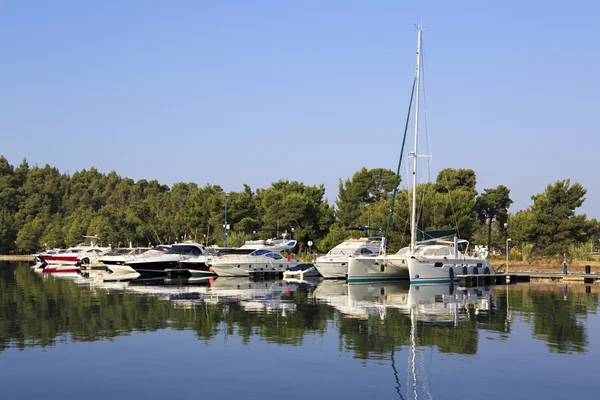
[347, 255, 409, 282]
[407, 258, 494, 284]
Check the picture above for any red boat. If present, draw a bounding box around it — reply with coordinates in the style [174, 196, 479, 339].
[35, 245, 109, 266]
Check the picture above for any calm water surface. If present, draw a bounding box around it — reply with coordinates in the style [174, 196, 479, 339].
[1, 261, 599, 399]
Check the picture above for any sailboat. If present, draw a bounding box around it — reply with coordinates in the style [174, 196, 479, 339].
[348, 25, 494, 284]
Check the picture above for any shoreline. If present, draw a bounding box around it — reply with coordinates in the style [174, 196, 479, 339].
[3, 255, 600, 274]
[0, 255, 35, 261]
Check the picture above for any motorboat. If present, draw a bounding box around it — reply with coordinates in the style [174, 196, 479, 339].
[104, 245, 170, 275]
[314, 238, 381, 279]
[124, 243, 205, 276]
[283, 263, 320, 280]
[207, 249, 299, 277]
[178, 237, 299, 277]
[35, 244, 109, 266]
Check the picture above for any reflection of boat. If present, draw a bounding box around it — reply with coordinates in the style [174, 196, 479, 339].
[208, 277, 288, 299]
[314, 238, 381, 279]
[283, 264, 320, 280]
[208, 249, 298, 277]
[36, 263, 80, 274]
[207, 277, 295, 312]
[318, 278, 492, 323]
[126, 276, 211, 300]
[407, 283, 492, 323]
[281, 276, 321, 287]
[313, 280, 356, 315]
[78, 268, 141, 282]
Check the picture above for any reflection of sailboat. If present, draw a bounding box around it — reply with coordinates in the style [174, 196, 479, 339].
[319, 280, 493, 399]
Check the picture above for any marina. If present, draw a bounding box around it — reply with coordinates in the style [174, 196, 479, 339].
[2, 2, 599, 399]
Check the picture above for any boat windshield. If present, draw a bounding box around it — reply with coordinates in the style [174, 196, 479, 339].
[355, 247, 375, 256]
[250, 249, 282, 259]
[166, 245, 203, 256]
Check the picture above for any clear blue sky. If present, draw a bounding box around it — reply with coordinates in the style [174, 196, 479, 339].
[1, 0, 599, 218]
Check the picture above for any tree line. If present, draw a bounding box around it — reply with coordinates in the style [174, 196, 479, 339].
[1, 156, 598, 260]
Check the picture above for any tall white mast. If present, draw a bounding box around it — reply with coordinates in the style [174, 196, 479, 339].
[410, 26, 422, 252]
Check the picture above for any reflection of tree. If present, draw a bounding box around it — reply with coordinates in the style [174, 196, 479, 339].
[2, 264, 597, 357]
[335, 308, 481, 358]
[0, 265, 220, 351]
[493, 285, 598, 354]
[529, 291, 590, 354]
[0, 264, 333, 352]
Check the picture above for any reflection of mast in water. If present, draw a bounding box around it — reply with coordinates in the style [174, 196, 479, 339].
[410, 308, 418, 400]
[381, 306, 405, 399]
[408, 306, 435, 400]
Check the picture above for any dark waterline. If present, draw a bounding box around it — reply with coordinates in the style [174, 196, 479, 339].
[1, 261, 599, 399]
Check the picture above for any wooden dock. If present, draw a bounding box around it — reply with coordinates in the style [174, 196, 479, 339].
[458, 273, 520, 287]
[459, 272, 600, 287]
[518, 272, 600, 284]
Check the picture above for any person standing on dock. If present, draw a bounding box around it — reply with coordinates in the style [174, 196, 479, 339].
[563, 260, 568, 275]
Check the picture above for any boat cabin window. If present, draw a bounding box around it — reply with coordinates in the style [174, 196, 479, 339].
[357, 248, 374, 255]
[265, 252, 283, 260]
[434, 247, 450, 256]
[167, 245, 203, 256]
[424, 248, 438, 256]
[251, 249, 272, 257]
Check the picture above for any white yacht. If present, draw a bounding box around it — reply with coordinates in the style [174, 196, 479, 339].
[207, 249, 298, 277]
[314, 238, 381, 279]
